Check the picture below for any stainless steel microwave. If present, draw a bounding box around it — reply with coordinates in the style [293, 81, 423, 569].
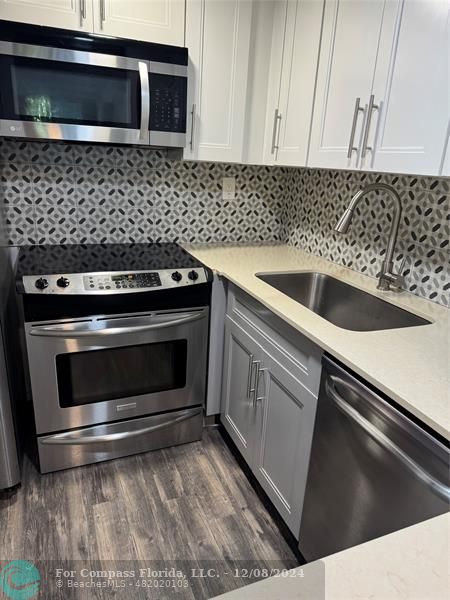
[0, 21, 188, 147]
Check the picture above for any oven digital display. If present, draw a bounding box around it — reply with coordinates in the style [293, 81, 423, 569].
[111, 274, 135, 281]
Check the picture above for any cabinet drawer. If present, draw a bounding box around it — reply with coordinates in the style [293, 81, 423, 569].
[227, 284, 322, 396]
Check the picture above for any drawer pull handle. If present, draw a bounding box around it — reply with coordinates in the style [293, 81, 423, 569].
[40, 408, 202, 445]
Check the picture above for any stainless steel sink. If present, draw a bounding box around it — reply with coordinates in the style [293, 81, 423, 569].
[256, 271, 431, 331]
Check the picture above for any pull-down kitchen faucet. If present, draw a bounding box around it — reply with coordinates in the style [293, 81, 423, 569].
[334, 183, 405, 292]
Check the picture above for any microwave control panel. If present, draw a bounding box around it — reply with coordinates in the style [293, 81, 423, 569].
[150, 73, 187, 133]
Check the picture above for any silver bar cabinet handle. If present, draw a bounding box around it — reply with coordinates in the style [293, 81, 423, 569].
[29, 311, 205, 338]
[253, 365, 266, 407]
[40, 408, 201, 445]
[249, 360, 260, 405]
[100, 0, 106, 27]
[347, 97, 364, 158]
[361, 94, 379, 159]
[271, 109, 282, 154]
[326, 376, 450, 501]
[138, 61, 150, 143]
[79, 0, 86, 26]
[189, 103, 196, 151]
[246, 353, 254, 398]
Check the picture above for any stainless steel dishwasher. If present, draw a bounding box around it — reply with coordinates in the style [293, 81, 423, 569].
[299, 355, 450, 562]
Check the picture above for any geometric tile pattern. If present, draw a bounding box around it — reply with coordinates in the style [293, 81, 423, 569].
[1, 137, 448, 306]
[282, 168, 450, 307]
[0, 138, 286, 247]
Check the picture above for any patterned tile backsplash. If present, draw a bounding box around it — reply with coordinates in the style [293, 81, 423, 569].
[282, 168, 449, 307]
[0, 139, 285, 246]
[1, 138, 448, 307]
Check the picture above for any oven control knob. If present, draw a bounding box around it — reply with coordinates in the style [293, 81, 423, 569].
[35, 277, 49, 290]
[171, 271, 183, 282]
[57, 277, 70, 288]
[188, 270, 199, 281]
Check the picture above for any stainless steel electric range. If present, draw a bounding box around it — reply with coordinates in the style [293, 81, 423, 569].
[16, 243, 212, 473]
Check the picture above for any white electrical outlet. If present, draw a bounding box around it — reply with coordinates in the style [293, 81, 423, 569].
[222, 177, 236, 200]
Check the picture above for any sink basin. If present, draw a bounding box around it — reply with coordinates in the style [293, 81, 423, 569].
[256, 271, 431, 331]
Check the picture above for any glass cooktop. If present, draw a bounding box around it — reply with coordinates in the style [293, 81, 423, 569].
[16, 243, 203, 277]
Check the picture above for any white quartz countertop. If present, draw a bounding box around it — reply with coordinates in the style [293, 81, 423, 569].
[183, 243, 450, 440]
[211, 513, 450, 600]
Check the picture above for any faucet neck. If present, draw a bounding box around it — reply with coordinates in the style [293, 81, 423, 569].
[342, 183, 403, 290]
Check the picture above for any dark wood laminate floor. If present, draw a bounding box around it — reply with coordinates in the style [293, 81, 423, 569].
[0, 428, 298, 599]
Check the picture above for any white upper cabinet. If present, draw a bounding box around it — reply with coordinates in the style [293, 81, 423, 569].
[259, 0, 289, 165]
[309, 0, 390, 169]
[0, 0, 185, 45]
[0, 0, 93, 32]
[309, 0, 449, 175]
[92, 0, 185, 46]
[365, 0, 450, 175]
[184, 0, 253, 162]
[264, 0, 324, 166]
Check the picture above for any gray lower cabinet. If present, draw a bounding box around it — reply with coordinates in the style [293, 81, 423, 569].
[221, 313, 318, 537]
[252, 347, 318, 536]
[222, 316, 260, 466]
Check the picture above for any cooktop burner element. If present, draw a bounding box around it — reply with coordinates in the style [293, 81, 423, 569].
[17, 243, 211, 295]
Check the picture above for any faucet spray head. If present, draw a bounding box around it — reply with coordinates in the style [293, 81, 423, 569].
[334, 208, 354, 234]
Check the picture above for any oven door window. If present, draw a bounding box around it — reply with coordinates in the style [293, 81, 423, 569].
[56, 340, 187, 407]
[0, 55, 140, 128]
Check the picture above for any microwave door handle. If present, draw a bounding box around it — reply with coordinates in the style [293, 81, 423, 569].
[29, 311, 205, 338]
[40, 407, 202, 445]
[138, 61, 150, 143]
[325, 376, 450, 501]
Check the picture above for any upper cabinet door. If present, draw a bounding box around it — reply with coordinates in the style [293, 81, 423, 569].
[93, 0, 185, 46]
[272, 0, 324, 167]
[260, 0, 288, 165]
[0, 0, 93, 31]
[308, 0, 390, 169]
[184, 0, 253, 162]
[365, 0, 450, 175]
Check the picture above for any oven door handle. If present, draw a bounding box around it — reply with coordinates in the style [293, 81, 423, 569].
[40, 407, 202, 445]
[29, 311, 206, 338]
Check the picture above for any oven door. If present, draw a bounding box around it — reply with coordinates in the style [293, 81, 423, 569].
[25, 308, 209, 434]
[0, 42, 149, 145]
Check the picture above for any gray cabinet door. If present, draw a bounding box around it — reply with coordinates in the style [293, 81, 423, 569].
[252, 347, 317, 536]
[221, 316, 261, 466]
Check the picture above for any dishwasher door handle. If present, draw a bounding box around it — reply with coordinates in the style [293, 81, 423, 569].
[326, 375, 450, 501]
